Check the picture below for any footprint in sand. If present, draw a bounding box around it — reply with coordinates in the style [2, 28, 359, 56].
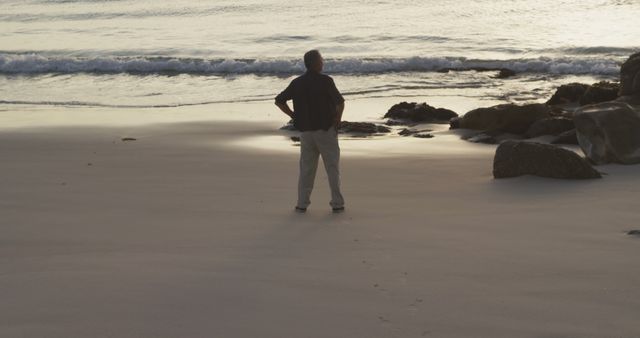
[372, 283, 389, 293]
[407, 297, 424, 316]
[398, 271, 409, 285]
[409, 298, 424, 307]
[377, 315, 390, 323]
[361, 259, 375, 269]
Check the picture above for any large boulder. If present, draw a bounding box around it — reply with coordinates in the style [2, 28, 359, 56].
[619, 52, 640, 96]
[546, 81, 619, 106]
[579, 81, 620, 106]
[551, 129, 578, 145]
[384, 102, 458, 124]
[574, 102, 640, 164]
[547, 83, 590, 105]
[450, 103, 550, 134]
[493, 141, 601, 179]
[525, 117, 575, 138]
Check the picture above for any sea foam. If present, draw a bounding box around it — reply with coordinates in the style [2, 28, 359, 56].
[0, 53, 621, 76]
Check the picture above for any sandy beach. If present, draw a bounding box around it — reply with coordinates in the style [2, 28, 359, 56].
[1, 118, 639, 338]
[3, 0, 640, 336]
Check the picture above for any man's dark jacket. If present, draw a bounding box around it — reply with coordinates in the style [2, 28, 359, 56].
[275, 71, 345, 132]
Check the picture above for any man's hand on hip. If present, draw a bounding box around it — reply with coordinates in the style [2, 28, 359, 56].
[334, 118, 341, 131]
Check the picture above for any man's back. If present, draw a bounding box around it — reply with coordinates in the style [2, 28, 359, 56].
[275, 71, 344, 132]
[274, 50, 346, 213]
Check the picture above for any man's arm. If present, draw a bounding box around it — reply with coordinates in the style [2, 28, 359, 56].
[274, 81, 295, 118]
[334, 102, 345, 129]
[275, 101, 294, 118]
[327, 77, 345, 129]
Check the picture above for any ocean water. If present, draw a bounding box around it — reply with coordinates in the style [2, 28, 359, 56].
[1, 0, 639, 120]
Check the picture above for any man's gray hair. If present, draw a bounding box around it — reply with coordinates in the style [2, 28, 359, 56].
[304, 50, 321, 70]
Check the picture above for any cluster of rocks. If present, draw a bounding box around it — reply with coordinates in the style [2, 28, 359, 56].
[384, 101, 458, 125]
[280, 101, 455, 139]
[449, 102, 583, 147]
[280, 120, 391, 136]
[546, 81, 620, 106]
[450, 52, 640, 149]
[398, 128, 434, 138]
[458, 51, 640, 179]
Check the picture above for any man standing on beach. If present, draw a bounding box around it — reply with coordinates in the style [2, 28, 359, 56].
[275, 50, 346, 213]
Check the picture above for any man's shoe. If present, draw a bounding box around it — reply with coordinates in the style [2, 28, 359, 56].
[332, 207, 345, 213]
[295, 206, 307, 213]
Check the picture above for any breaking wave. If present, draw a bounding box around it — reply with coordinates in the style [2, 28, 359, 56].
[0, 52, 622, 76]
